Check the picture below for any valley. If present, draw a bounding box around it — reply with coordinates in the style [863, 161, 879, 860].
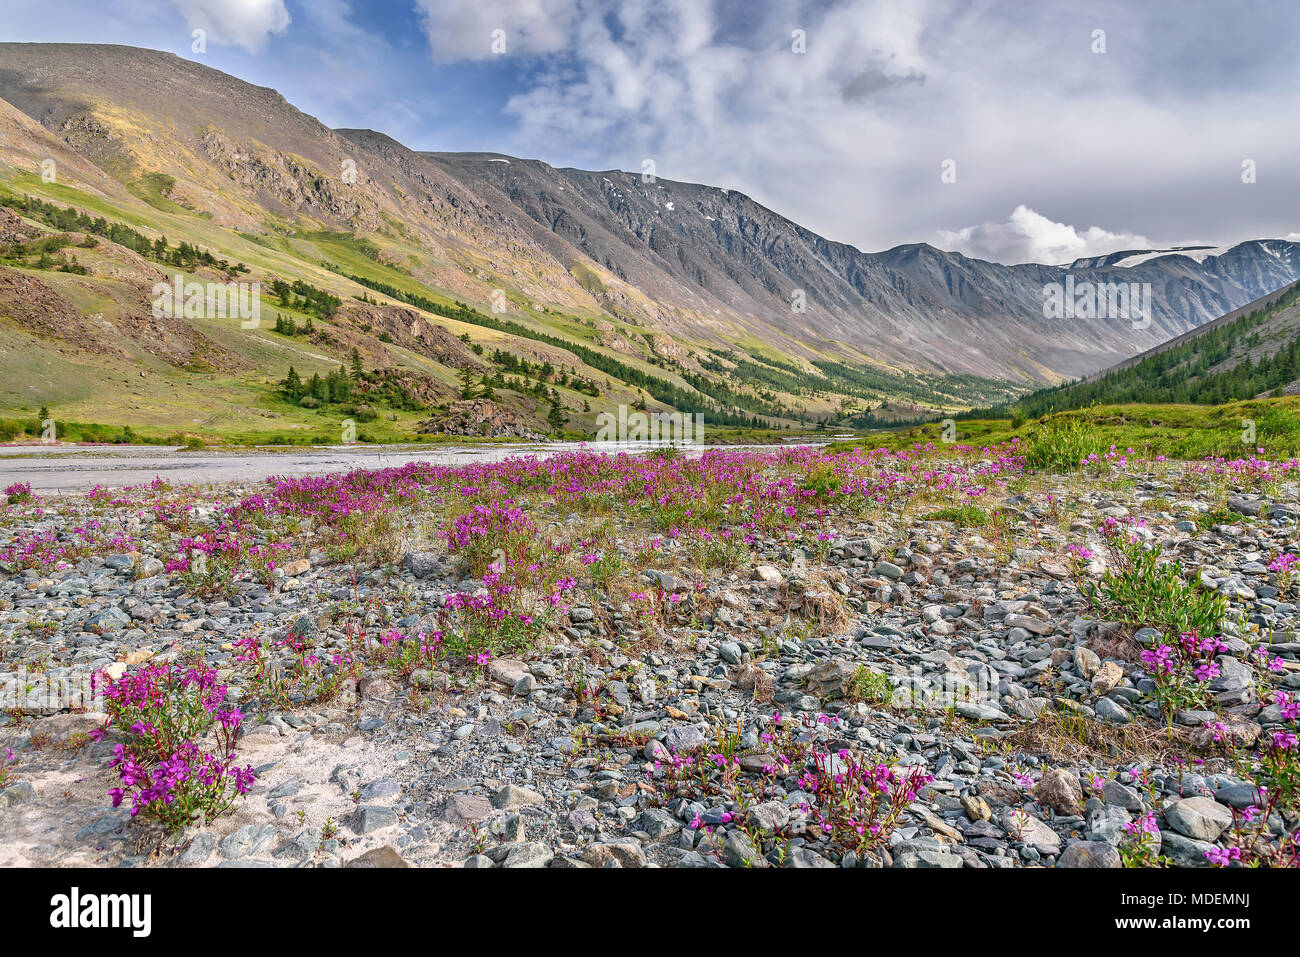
[0, 35, 1298, 881]
[2, 43, 1300, 450]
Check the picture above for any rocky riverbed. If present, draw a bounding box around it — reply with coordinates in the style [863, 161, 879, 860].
[1, 445, 1297, 868]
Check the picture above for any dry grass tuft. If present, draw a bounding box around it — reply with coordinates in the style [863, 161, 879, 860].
[1087, 628, 1147, 666]
[1001, 706, 1212, 765]
[735, 661, 775, 702]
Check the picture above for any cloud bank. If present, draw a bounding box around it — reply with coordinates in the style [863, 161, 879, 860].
[3, 0, 1298, 262]
[938, 206, 1152, 265]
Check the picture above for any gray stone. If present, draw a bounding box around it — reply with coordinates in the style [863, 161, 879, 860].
[662, 725, 706, 752]
[444, 793, 493, 823]
[1094, 698, 1130, 724]
[582, 841, 647, 868]
[787, 846, 837, 868]
[350, 805, 399, 834]
[502, 842, 555, 868]
[401, 552, 447, 579]
[1158, 831, 1216, 867]
[1085, 805, 1132, 845]
[723, 831, 767, 868]
[219, 824, 277, 860]
[1002, 808, 1061, 855]
[177, 832, 217, 866]
[0, 780, 36, 806]
[1208, 656, 1252, 693]
[637, 808, 681, 839]
[1057, 841, 1121, 868]
[1165, 796, 1232, 842]
[893, 846, 962, 868]
[1073, 646, 1101, 679]
[748, 800, 791, 833]
[492, 783, 545, 810]
[360, 778, 401, 801]
[346, 846, 410, 868]
[874, 561, 904, 580]
[1036, 768, 1083, 815]
[85, 606, 130, 633]
[1103, 780, 1143, 812]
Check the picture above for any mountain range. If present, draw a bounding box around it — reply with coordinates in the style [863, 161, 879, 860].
[1, 42, 1298, 441]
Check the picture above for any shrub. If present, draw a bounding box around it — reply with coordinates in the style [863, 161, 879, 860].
[1139, 630, 1229, 723]
[96, 661, 255, 831]
[922, 504, 988, 527]
[445, 500, 537, 576]
[1023, 414, 1107, 472]
[4, 482, 33, 505]
[846, 665, 893, 705]
[1207, 686, 1300, 866]
[1087, 519, 1227, 639]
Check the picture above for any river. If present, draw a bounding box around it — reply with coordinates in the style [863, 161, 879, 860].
[0, 439, 825, 492]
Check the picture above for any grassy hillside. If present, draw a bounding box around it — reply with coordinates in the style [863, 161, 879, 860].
[0, 169, 1021, 445]
[831, 397, 1300, 465]
[1002, 281, 1300, 419]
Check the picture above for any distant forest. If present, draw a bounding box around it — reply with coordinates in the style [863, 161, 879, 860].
[995, 282, 1300, 417]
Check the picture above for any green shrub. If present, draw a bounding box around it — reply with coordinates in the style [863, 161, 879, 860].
[1023, 414, 1107, 472]
[1088, 534, 1227, 638]
[922, 504, 988, 527]
[847, 665, 894, 706]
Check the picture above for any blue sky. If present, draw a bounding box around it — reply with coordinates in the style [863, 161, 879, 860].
[3, 0, 1299, 263]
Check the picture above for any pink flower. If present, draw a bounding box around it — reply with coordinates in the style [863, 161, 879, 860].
[1204, 846, 1241, 866]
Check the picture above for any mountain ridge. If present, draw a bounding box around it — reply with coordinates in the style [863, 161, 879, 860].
[1, 42, 1299, 440]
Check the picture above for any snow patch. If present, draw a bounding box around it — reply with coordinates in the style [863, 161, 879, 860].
[1112, 245, 1233, 268]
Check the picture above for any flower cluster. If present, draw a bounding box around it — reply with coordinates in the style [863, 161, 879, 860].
[3, 481, 33, 505]
[1270, 553, 1297, 596]
[1140, 630, 1229, 722]
[1203, 690, 1300, 867]
[646, 712, 928, 862]
[97, 660, 254, 832]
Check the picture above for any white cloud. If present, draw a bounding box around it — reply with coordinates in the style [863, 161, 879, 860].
[938, 205, 1152, 265]
[168, 0, 289, 52]
[415, 0, 577, 62]
[487, 0, 930, 230]
[415, 0, 1300, 260]
[8, 0, 1300, 257]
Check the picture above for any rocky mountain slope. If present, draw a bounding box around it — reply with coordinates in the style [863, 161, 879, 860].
[1, 42, 1299, 437]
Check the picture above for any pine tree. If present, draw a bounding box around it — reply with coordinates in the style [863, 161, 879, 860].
[307, 373, 329, 404]
[282, 367, 303, 399]
[458, 368, 478, 400]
